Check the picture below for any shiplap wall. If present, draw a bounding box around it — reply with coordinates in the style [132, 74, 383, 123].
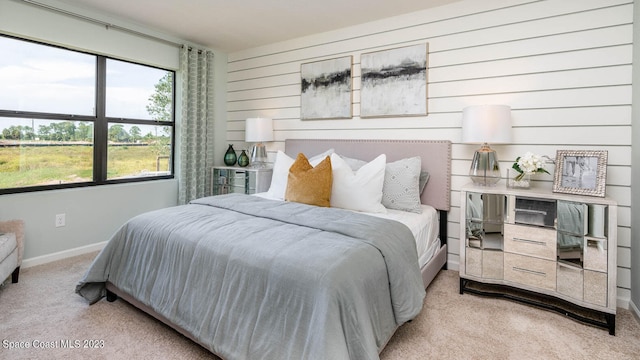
[225, 0, 634, 306]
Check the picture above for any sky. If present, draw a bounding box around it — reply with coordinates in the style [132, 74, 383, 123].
[0, 35, 171, 135]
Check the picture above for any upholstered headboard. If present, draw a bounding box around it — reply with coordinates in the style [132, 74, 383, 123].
[285, 139, 451, 212]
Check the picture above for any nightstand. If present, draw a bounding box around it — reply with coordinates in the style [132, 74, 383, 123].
[211, 166, 272, 195]
[459, 183, 617, 335]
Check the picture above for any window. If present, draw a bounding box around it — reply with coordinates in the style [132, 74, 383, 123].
[0, 35, 175, 194]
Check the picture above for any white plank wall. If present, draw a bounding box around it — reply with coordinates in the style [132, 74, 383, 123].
[225, 0, 634, 306]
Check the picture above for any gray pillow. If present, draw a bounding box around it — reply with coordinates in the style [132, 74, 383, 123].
[381, 157, 423, 213]
[339, 155, 367, 171]
[419, 171, 430, 195]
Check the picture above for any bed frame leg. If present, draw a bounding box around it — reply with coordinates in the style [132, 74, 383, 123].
[11, 266, 20, 283]
[106, 290, 118, 302]
[439, 210, 448, 270]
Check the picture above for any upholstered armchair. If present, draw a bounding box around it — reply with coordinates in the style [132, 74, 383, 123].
[0, 220, 25, 284]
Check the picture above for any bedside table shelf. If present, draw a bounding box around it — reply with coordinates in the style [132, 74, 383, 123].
[211, 166, 272, 195]
[459, 183, 617, 335]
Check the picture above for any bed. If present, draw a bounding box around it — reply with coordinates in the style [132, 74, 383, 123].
[76, 139, 451, 360]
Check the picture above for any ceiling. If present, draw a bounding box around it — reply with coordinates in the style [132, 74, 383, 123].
[55, 0, 462, 52]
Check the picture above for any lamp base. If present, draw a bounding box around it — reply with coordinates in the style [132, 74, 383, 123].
[469, 143, 501, 186]
[249, 143, 269, 168]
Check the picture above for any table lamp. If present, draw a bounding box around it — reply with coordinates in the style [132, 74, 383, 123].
[245, 117, 274, 168]
[461, 105, 512, 185]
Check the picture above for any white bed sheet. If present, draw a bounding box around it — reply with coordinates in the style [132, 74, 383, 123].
[362, 204, 440, 268]
[253, 192, 440, 268]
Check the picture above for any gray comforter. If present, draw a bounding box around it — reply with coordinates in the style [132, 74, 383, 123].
[76, 194, 425, 359]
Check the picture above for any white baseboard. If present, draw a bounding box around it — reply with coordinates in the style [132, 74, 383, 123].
[630, 300, 640, 323]
[447, 259, 460, 272]
[617, 296, 630, 310]
[22, 241, 107, 269]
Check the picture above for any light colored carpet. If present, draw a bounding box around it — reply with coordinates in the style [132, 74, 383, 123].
[1, 252, 639, 360]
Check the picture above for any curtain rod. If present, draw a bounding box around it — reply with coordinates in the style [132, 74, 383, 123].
[18, 0, 183, 48]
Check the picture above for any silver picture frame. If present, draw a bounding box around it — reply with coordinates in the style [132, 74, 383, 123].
[553, 150, 608, 197]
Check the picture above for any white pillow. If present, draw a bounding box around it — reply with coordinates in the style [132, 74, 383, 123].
[330, 153, 387, 213]
[266, 149, 334, 200]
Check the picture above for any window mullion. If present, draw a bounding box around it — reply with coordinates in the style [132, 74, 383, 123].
[94, 57, 107, 183]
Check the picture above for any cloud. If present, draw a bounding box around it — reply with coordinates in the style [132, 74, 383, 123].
[0, 60, 95, 84]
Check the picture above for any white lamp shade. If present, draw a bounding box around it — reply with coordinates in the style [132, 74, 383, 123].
[245, 118, 274, 142]
[461, 105, 512, 144]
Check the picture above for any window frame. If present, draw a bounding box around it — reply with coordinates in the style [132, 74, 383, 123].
[0, 35, 176, 195]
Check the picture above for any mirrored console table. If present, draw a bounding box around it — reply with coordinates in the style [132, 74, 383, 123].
[459, 183, 617, 335]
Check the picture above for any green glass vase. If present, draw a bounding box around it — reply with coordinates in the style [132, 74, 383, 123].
[224, 144, 237, 166]
[237, 150, 249, 167]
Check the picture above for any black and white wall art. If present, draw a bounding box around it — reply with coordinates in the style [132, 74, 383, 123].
[300, 56, 352, 120]
[360, 43, 428, 118]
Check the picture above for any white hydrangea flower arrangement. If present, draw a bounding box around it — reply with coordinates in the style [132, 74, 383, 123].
[512, 152, 550, 181]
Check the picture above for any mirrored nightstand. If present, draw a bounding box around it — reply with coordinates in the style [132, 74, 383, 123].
[211, 166, 272, 195]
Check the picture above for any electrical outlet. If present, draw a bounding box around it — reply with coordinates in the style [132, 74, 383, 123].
[55, 213, 66, 227]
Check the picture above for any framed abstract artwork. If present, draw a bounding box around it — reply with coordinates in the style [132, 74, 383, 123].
[300, 56, 352, 120]
[552, 150, 608, 197]
[360, 43, 428, 118]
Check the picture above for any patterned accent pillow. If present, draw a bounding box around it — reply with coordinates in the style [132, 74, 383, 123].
[285, 153, 332, 207]
[381, 157, 423, 213]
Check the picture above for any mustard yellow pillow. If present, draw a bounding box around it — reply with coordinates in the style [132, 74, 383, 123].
[285, 153, 332, 207]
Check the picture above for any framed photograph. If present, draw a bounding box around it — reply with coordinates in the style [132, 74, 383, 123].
[553, 150, 608, 197]
[360, 43, 428, 118]
[300, 56, 352, 120]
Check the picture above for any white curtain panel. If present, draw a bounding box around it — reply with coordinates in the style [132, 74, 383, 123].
[179, 46, 215, 204]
